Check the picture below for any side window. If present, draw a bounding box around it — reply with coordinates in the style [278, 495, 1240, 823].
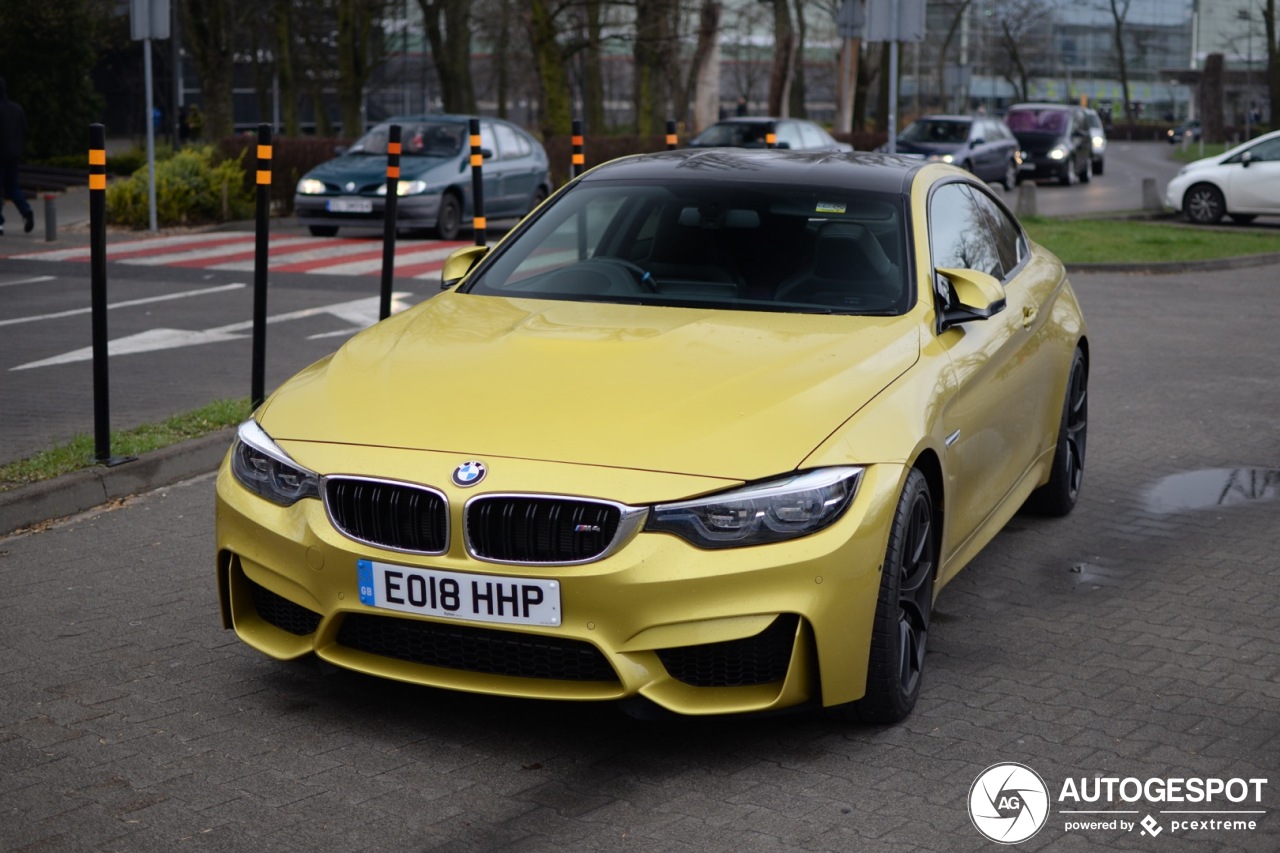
[966, 186, 1024, 276]
[479, 122, 499, 159]
[493, 123, 530, 160]
[797, 122, 824, 149]
[1246, 138, 1280, 162]
[775, 121, 803, 150]
[929, 182, 1002, 279]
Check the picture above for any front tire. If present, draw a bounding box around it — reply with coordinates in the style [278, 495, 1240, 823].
[1025, 348, 1088, 516]
[1079, 154, 1093, 183]
[433, 192, 462, 241]
[1002, 159, 1018, 191]
[308, 225, 339, 237]
[830, 468, 936, 724]
[1184, 183, 1226, 224]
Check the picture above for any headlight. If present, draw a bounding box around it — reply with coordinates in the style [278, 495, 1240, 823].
[1091, 135, 1105, 150]
[230, 419, 321, 506]
[297, 178, 326, 195]
[927, 153, 955, 164]
[1048, 147, 1067, 161]
[376, 180, 430, 197]
[645, 467, 862, 549]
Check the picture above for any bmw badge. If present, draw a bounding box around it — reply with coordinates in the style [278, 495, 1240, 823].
[452, 460, 487, 487]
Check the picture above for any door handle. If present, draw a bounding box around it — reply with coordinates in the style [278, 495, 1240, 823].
[1023, 305, 1038, 328]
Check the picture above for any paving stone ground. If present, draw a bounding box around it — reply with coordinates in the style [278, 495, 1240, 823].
[1, 265, 1277, 851]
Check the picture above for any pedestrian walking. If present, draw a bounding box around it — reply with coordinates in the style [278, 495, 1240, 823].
[0, 76, 35, 236]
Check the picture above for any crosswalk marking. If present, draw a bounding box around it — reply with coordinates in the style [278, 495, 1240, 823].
[8, 234, 472, 280]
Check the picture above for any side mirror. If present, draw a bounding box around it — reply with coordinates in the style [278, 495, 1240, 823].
[936, 267, 1007, 331]
[1242, 150, 1253, 168]
[971, 137, 985, 147]
[774, 141, 792, 150]
[441, 245, 489, 290]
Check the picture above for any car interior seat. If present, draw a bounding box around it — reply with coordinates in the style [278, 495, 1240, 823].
[774, 221, 901, 308]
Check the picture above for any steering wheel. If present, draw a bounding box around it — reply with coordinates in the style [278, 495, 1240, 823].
[586, 258, 658, 292]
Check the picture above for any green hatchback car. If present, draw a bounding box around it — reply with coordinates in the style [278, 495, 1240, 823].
[294, 114, 552, 240]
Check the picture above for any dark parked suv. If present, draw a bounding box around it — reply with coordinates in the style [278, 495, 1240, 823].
[1005, 103, 1094, 186]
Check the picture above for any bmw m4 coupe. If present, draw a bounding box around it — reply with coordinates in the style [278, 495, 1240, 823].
[217, 149, 1088, 723]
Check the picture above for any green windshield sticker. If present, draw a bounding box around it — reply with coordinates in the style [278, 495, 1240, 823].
[816, 202, 847, 214]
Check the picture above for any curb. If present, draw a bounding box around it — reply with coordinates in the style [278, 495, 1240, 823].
[1067, 251, 1280, 275]
[0, 428, 234, 536]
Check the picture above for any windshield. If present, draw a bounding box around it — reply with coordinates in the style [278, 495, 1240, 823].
[900, 119, 971, 144]
[463, 181, 910, 316]
[690, 123, 772, 148]
[1005, 109, 1069, 135]
[349, 121, 465, 157]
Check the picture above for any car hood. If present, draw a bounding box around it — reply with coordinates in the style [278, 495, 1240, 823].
[305, 154, 460, 186]
[259, 293, 921, 481]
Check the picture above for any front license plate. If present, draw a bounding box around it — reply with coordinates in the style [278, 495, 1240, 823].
[357, 559, 561, 627]
[327, 198, 373, 213]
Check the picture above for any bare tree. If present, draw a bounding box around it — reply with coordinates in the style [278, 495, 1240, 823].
[418, 0, 475, 113]
[180, 0, 248, 140]
[336, 0, 388, 135]
[935, 0, 974, 112]
[1267, 0, 1279, 129]
[687, 0, 723, 132]
[1106, 0, 1134, 118]
[767, 0, 797, 115]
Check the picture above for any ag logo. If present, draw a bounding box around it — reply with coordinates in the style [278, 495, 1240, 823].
[451, 460, 487, 487]
[968, 762, 1050, 844]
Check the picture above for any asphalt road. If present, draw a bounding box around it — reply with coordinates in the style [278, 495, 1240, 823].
[1013, 137, 1184, 218]
[1, 263, 1277, 850]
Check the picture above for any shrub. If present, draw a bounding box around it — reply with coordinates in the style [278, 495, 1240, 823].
[218, 135, 355, 216]
[106, 145, 253, 228]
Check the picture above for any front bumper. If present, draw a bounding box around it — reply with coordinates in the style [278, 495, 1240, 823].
[214, 444, 905, 716]
[294, 193, 446, 230]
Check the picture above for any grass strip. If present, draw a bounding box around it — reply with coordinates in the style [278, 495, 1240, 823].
[0, 398, 250, 492]
[1022, 217, 1280, 265]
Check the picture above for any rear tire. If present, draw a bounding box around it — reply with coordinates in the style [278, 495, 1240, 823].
[308, 225, 339, 237]
[828, 468, 936, 724]
[1002, 160, 1018, 191]
[1025, 349, 1088, 517]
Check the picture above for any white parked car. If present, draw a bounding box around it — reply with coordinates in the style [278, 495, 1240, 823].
[1165, 129, 1280, 224]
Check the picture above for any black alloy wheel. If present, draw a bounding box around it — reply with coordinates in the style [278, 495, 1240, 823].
[1184, 184, 1226, 224]
[1026, 348, 1088, 516]
[831, 468, 937, 724]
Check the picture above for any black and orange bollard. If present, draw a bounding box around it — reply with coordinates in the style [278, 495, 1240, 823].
[666, 120, 678, 151]
[469, 119, 486, 247]
[87, 124, 129, 466]
[380, 124, 401, 320]
[251, 124, 271, 409]
[571, 119, 585, 179]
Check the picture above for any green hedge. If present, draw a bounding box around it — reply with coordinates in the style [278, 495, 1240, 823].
[105, 145, 253, 228]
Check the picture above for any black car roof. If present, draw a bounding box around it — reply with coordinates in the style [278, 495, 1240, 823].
[578, 149, 921, 195]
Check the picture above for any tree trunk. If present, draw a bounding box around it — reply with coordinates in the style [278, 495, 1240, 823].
[1201, 53, 1225, 144]
[418, 0, 475, 114]
[688, 0, 722, 133]
[275, 0, 299, 135]
[834, 37, 860, 133]
[936, 1, 973, 115]
[787, 0, 807, 119]
[1110, 0, 1133, 119]
[1265, 0, 1278, 130]
[180, 0, 238, 141]
[528, 0, 572, 137]
[767, 0, 795, 116]
[336, 0, 373, 135]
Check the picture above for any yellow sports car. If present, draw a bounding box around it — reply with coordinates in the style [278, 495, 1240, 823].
[216, 149, 1088, 723]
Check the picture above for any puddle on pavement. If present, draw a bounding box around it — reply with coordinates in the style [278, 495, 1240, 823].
[1143, 468, 1280, 514]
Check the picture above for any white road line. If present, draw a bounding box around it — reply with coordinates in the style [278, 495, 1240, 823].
[0, 275, 57, 288]
[120, 235, 319, 266]
[213, 241, 389, 271]
[10, 231, 242, 262]
[0, 283, 246, 328]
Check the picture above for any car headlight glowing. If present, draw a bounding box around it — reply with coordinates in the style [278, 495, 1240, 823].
[927, 153, 955, 164]
[1048, 147, 1067, 160]
[230, 419, 321, 506]
[1091, 135, 1105, 150]
[376, 180, 430, 197]
[645, 467, 862, 549]
[297, 178, 326, 195]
